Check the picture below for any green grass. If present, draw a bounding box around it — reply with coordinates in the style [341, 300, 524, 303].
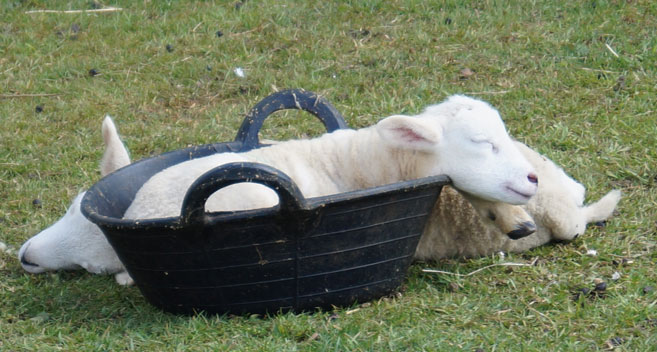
[1, 0, 656, 350]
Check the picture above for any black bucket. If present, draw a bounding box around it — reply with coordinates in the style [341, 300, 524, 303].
[81, 89, 450, 315]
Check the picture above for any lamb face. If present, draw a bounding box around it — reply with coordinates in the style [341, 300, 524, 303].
[18, 192, 124, 275]
[415, 140, 622, 260]
[463, 194, 537, 239]
[416, 95, 538, 205]
[18, 116, 132, 284]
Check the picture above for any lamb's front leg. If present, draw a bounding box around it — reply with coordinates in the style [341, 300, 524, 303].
[462, 194, 536, 240]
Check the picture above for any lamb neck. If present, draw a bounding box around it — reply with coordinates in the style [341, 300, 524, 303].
[243, 127, 437, 198]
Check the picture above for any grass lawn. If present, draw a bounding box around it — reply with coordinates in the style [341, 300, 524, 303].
[1, 0, 656, 350]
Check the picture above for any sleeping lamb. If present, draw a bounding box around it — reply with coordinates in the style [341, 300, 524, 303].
[414, 141, 621, 260]
[20, 95, 616, 285]
[18, 115, 133, 284]
[121, 95, 537, 220]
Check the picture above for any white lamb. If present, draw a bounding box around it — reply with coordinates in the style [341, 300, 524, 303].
[414, 141, 621, 260]
[122, 95, 537, 220]
[19, 116, 133, 285]
[22, 95, 617, 285]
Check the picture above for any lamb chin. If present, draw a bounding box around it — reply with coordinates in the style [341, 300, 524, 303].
[505, 186, 533, 203]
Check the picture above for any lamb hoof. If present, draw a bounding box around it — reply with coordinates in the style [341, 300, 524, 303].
[115, 271, 135, 286]
[507, 221, 536, 240]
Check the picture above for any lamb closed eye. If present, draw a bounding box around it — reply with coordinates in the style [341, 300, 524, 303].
[471, 139, 498, 153]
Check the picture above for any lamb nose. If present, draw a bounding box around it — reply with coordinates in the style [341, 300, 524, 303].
[527, 173, 538, 184]
[20, 253, 39, 267]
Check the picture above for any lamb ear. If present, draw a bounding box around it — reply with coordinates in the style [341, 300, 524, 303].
[376, 115, 441, 152]
[100, 115, 131, 176]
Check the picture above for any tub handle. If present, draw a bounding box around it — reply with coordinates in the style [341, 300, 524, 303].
[234, 89, 348, 150]
[180, 162, 305, 225]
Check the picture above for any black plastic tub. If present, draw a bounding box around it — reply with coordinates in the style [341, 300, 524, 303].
[81, 89, 450, 315]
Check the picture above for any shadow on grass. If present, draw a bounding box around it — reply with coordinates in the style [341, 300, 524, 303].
[2, 267, 182, 325]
